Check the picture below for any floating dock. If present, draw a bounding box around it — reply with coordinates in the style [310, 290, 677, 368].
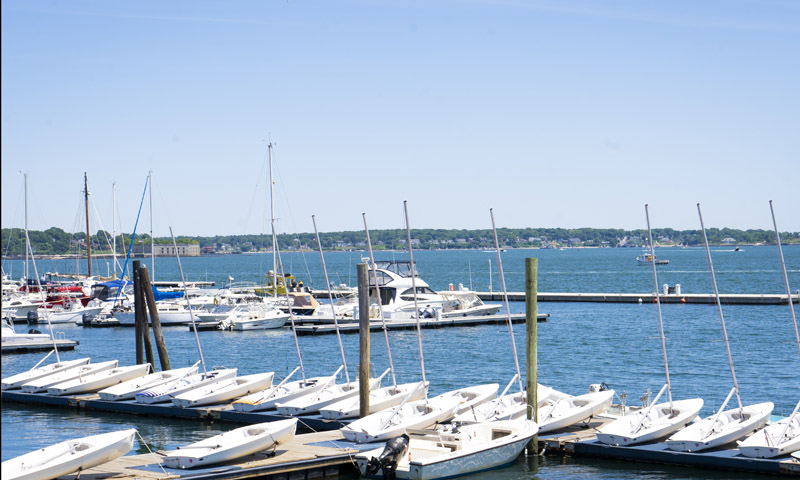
[293, 313, 549, 336]
[1, 338, 78, 353]
[477, 291, 800, 305]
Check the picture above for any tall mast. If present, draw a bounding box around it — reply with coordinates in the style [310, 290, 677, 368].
[149, 170, 154, 281]
[769, 200, 800, 357]
[269, 143, 277, 299]
[24, 173, 29, 282]
[84, 172, 92, 277]
[112, 182, 117, 279]
[403, 201, 427, 389]
[645, 204, 672, 406]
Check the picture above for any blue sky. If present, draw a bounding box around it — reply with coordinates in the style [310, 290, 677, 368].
[2, 0, 798, 237]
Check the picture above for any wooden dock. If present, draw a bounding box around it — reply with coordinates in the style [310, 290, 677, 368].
[1, 338, 78, 353]
[293, 313, 549, 336]
[477, 291, 800, 305]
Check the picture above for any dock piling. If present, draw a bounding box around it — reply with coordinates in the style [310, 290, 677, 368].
[139, 266, 171, 371]
[357, 262, 370, 417]
[526, 257, 539, 454]
[132, 261, 144, 365]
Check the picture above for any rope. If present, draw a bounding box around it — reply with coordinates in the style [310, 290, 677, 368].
[135, 430, 168, 476]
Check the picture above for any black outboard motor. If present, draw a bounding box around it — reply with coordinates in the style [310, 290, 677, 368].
[365, 434, 409, 480]
[28, 328, 42, 334]
[82, 313, 95, 327]
[26, 311, 39, 325]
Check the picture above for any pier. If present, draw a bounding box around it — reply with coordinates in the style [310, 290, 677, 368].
[293, 313, 549, 335]
[1, 338, 78, 353]
[477, 291, 800, 305]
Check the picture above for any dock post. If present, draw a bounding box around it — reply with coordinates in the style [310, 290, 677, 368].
[525, 257, 539, 455]
[133, 261, 144, 365]
[357, 262, 370, 417]
[139, 266, 171, 371]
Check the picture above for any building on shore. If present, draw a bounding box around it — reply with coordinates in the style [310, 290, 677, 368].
[131, 243, 200, 257]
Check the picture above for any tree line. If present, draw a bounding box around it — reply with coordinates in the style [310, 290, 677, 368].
[1, 226, 797, 257]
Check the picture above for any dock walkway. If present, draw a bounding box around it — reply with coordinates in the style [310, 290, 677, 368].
[477, 291, 800, 305]
[293, 313, 548, 335]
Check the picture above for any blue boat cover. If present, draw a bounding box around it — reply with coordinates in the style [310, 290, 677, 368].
[151, 286, 184, 301]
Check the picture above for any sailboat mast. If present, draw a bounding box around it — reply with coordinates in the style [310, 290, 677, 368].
[363, 213, 397, 388]
[112, 183, 117, 279]
[697, 203, 743, 413]
[312, 215, 350, 384]
[769, 200, 800, 357]
[645, 204, 672, 406]
[269, 143, 278, 299]
[274, 237, 306, 382]
[170, 226, 207, 375]
[403, 201, 427, 389]
[84, 173, 92, 277]
[149, 171, 154, 282]
[24, 173, 29, 282]
[490, 208, 524, 395]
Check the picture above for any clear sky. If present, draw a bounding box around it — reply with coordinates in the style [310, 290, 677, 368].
[2, 0, 798, 238]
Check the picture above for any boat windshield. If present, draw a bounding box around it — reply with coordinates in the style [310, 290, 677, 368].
[372, 260, 419, 278]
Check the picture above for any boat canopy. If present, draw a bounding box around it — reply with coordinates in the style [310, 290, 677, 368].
[152, 285, 184, 301]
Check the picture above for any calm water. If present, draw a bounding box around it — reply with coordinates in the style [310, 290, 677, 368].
[2, 246, 799, 479]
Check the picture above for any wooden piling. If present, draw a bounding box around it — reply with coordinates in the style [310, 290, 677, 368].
[525, 257, 539, 454]
[357, 263, 370, 417]
[133, 261, 154, 369]
[139, 266, 171, 371]
[132, 261, 143, 365]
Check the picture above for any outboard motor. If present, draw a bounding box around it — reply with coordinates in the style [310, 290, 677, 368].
[26, 311, 39, 325]
[28, 328, 42, 334]
[82, 313, 95, 327]
[365, 434, 409, 480]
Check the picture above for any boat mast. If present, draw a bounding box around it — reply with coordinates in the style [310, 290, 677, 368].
[403, 201, 427, 392]
[24, 173, 29, 282]
[312, 215, 350, 384]
[149, 171, 154, 282]
[769, 200, 800, 357]
[84, 173, 92, 277]
[274, 236, 306, 382]
[490, 208, 524, 395]
[645, 204, 672, 407]
[170, 226, 207, 375]
[363, 212, 397, 388]
[697, 203, 743, 415]
[112, 182, 117, 279]
[269, 143, 278, 300]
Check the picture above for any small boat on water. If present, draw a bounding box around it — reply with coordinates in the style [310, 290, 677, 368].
[596, 396, 704, 446]
[636, 252, 669, 265]
[433, 383, 499, 419]
[538, 388, 615, 433]
[98, 365, 199, 401]
[231, 368, 337, 412]
[47, 364, 151, 396]
[355, 419, 538, 480]
[452, 383, 554, 423]
[228, 304, 289, 330]
[171, 372, 274, 408]
[320, 379, 427, 420]
[162, 418, 297, 469]
[134, 368, 238, 404]
[2, 357, 90, 391]
[275, 376, 382, 416]
[737, 402, 800, 458]
[667, 401, 773, 452]
[341, 395, 462, 443]
[20, 360, 119, 393]
[1, 428, 136, 480]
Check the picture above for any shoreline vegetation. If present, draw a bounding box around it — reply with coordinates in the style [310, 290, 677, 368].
[2, 226, 798, 258]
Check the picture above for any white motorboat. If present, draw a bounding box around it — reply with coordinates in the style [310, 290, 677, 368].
[134, 368, 238, 404]
[38, 304, 104, 324]
[432, 383, 499, 419]
[596, 397, 704, 446]
[452, 383, 555, 423]
[636, 252, 669, 265]
[229, 304, 289, 330]
[1, 429, 136, 480]
[162, 418, 297, 469]
[112, 302, 196, 326]
[231, 370, 336, 412]
[538, 388, 615, 433]
[355, 419, 538, 480]
[1, 318, 76, 352]
[275, 376, 382, 415]
[2, 357, 90, 391]
[341, 395, 462, 443]
[20, 360, 119, 393]
[738, 402, 800, 458]
[667, 401, 773, 452]
[47, 364, 152, 396]
[98, 365, 199, 401]
[171, 372, 274, 408]
[320, 380, 427, 420]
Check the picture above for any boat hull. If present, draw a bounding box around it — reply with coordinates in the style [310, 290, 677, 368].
[666, 402, 773, 452]
[596, 398, 704, 446]
[171, 373, 274, 408]
[538, 390, 614, 433]
[20, 361, 119, 393]
[231, 376, 334, 412]
[2, 358, 91, 391]
[738, 414, 800, 458]
[98, 366, 199, 401]
[47, 364, 151, 396]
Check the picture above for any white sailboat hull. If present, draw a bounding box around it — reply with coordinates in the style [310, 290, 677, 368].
[20, 361, 119, 393]
[738, 413, 800, 458]
[1, 429, 136, 480]
[2, 358, 91, 391]
[341, 396, 462, 443]
[47, 364, 151, 396]
[320, 382, 427, 420]
[134, 369, 238, 404]
[275, 378, 381, 415]
[162, 419, 297, 469]
[171, 372, 274, 408]
[98, 366, 199, 401]
[433, 384, 499, 420]
[596, 398, 704, 446]
[453, 384, 554, 423]
[538, 389, 615, 433]
[667, 402, 773, 452]
[231, 375, 334, 412]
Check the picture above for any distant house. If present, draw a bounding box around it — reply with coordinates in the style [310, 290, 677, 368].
[132, 243, 200, 257]
[722, 237, 737, 244]
[201, 246, 216, 254]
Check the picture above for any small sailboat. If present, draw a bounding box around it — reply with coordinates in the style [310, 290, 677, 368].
[738, 401, 800, 458]
[275, 375, 382, 416]
[452, 381, 554, 423]
[171, 372, 274, 408]
[538, 388, 615, 433]
[231, 368, 336, 412]
[355, 420, 538, 480]
[319, 378, 427, 420]
[2, 357, 90, 391]
[20, 360, 119, 393]
[433, 383, 499, 419]
[47, 364, 151, 396]
[162, 418, 297, 469]
[98, 365, 199, 401]
[1, 429, 136, 480]
[134, 368, 238, 404]
[597, 206, 703, 446]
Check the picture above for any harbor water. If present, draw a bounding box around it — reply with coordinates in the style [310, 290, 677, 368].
[2, 246, 799, 479]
